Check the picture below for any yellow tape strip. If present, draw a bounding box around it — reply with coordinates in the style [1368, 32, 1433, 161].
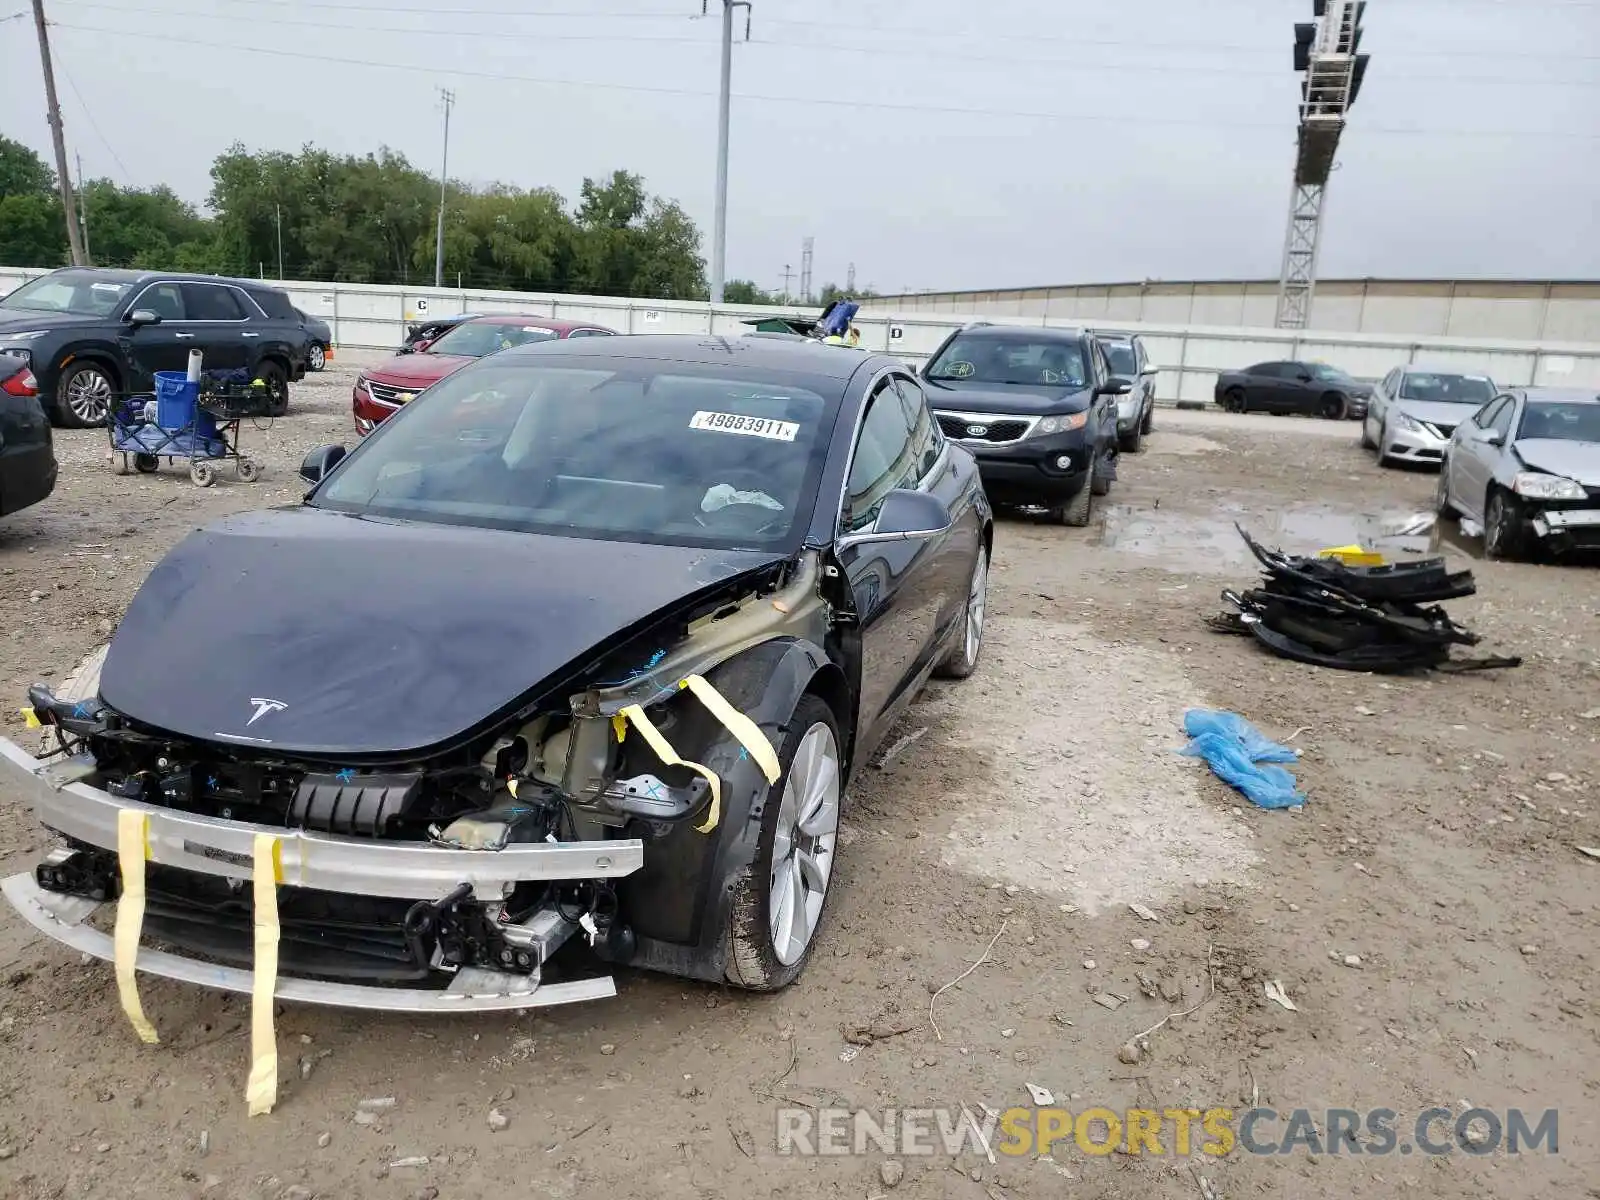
[619, 704, 722, 834]
[246, 833, 281, 1117]
[113, 808, 159, 1044]
[680, 675, 781, 785]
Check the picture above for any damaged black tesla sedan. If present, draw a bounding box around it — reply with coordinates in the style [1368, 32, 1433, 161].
[5, 335, 992, 1015]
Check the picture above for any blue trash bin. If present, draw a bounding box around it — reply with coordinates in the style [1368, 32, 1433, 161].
[154, 372, 200, 430]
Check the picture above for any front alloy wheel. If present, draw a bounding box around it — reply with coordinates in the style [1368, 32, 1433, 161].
[308, 343, 326, 371]
[725, 695, 842, 990]
[1484, 490, 1527, 561]
[58, 363, 114, 427]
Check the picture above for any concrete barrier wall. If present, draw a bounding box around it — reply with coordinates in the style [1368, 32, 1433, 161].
[4, 267, 1597, 406]
[864, 278, 1600, 346]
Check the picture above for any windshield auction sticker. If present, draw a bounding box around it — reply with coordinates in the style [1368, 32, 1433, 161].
[689, 411, 800, 442]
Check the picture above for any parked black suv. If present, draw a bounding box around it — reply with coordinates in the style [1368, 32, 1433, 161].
[919, 323, 1129, 526]
[0, 268, 312, 427]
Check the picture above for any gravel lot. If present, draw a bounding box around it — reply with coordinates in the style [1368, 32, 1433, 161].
[1, 362, 1596, 1200]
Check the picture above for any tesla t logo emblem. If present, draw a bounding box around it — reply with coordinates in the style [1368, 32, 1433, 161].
[246, 697, 288, 726]
[966, 424, 989, 437]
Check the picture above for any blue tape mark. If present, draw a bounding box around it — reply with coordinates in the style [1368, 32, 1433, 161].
[644, 779, 664, 800]
[595, 648, 669, 688]
[738, 747, 749, 762]
[334, 767, 356, 784]
[206, 775, 219, 790]
[71, 700, 95, 718]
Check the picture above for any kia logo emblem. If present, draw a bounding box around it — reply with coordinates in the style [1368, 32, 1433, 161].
[966, 424, 989, 437]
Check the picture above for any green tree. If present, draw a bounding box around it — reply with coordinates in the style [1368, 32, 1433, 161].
[572, 170, 706, 299]
[0, 136, 66, 267]
[723, 279, 776, 305]
[80, 180, 217, 271]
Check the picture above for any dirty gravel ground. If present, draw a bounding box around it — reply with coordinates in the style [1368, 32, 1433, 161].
[1, 365, 1596, 1200]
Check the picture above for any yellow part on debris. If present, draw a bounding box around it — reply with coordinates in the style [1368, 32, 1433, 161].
[246, 833, 282, 1117]
[680, 675, 781, 785]
[113, 809, 160, 1044]
[618, 703, 722, 834]
[20, 706, 41, 729]
[1318, 544, 1385, 567]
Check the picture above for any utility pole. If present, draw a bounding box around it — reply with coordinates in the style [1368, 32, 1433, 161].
[704, 0, 751, 305]
[780, 263, 793, 299]
[434, 87, 455, 289]
[275, 203, 284, 279]
[799, 236, 814, 305]
[846, 261, 856, 294]
[30, 0, 86, 266]
[75, 150, 89, 263]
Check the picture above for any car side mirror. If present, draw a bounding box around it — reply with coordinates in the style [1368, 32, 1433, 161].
[1297, 372, 1314, 383]
[125, 309, 161, 328]
[1483, 430, 1505, 447]
[1139, 363, 1159, 376]
[1097, 377, 1133, 397]
[842, 489, 952, 547]
[299, 444, 347, 484]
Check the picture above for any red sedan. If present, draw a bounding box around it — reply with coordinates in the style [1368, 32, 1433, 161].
[352, 315, 617, 434]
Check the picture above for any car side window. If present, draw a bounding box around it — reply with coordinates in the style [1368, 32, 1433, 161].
[1474, 396, 1510, 429]
[1247, 362, 1279, 378]
[180, 283, 246, 322]
[135, 282, 186, 321]
[567, 328, 614, 338]
[845, 379, 919, 532]
[1488, 398, 1517, 439]
[893, 376, 943, 482]
[1133, 338, 1148, 372]
[1383, 369, 1400, 394]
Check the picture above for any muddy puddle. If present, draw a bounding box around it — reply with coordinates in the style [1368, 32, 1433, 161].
[1097, 502, 1441, 573]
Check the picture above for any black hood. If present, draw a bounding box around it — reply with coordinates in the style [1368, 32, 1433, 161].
[99, 507, 786, 758]
[921, 378, 1093, 416]
[0, 308, 101, 334]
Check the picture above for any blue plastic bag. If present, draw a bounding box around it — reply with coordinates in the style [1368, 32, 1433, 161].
[1179, 708, 1306, 810]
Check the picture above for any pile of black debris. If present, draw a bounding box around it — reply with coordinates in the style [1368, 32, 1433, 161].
[1209, 526, 1521, 674]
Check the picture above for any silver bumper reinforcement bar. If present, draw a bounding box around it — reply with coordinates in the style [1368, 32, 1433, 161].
[0, 736, 645, 1013]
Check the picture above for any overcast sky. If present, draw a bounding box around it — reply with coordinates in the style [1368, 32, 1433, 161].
[2, 0, 1597, 293]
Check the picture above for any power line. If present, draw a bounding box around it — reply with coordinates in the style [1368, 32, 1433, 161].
[53, 47, 131, 181]
[43, 8, 1600, 87]
[47, 21, 1600, 139]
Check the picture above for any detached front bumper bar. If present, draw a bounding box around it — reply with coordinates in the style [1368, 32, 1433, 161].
[0, 737, 645, 1013]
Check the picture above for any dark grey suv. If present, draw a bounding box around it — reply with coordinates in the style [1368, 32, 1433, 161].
[0, 268, 312, 426]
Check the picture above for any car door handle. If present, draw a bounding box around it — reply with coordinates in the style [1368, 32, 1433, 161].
[174, 332, 195, 339]
[241, 332, 261, 338]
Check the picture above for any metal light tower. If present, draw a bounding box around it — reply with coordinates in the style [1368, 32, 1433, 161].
[1275, 0, 1371, 328]
[704, 0, 751, 305]
[800, 236, 814, 304]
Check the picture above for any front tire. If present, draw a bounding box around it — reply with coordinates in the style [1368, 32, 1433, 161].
[1054, 465, 1094, 527]
[256, 360, 290, 416]
[55, 361, 116, 428]
[1118, 424, 1143, 454]
[1376, 420, 1395, 468]
[724, 695, 843, 992]
[1222, 388, 1246, 413]
[1484, 489, 1527, 561]
[935, 545, 988, 680]
[308, 344, 326, 372]
[1434, 463, 1456, 517]
[1319, 392, 1348, 421]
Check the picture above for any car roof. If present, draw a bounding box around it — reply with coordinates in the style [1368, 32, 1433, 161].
[44, 265, 279, 290]
[462, 314, 609, 332]
[497, 333, 875, 380]
[1515, 386, 1600, 404]
[956, 323, 1088, 342]
[1091, 329, 1138, 341]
